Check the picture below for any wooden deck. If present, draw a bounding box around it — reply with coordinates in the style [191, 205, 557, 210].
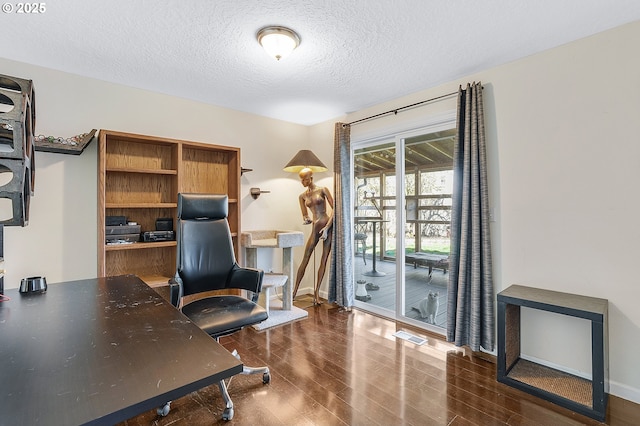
[354, 254, 449, 328]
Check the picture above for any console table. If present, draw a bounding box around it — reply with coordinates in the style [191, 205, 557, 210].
[405, 252, 449, 279]
[497, 285, 608, 421]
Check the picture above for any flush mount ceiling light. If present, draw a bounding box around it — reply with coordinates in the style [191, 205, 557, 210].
[257, 26, 300, 61]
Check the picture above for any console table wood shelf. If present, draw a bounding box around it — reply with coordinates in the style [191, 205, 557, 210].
[497, 285, 609, 421]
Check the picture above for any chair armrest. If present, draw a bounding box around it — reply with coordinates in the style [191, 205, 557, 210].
[228, 265, 264, 301]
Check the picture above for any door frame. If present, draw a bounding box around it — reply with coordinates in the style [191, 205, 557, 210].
[351, 110, 456, 333]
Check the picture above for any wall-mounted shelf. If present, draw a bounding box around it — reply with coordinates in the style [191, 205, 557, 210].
[34, 129, 96, 155]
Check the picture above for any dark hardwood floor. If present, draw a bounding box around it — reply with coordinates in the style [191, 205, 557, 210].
[120, 299, 638, 426]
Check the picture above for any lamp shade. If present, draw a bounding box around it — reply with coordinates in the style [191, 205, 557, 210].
[257, 26, 300, 61]
[283, 150, 328, 173]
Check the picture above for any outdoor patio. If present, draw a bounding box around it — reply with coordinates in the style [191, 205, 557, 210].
[353, 253, 448, 328]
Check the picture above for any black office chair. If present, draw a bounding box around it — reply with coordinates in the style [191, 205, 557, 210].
[161, 193, 270, 421]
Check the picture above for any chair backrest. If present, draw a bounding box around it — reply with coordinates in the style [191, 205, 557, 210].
[354, 221, 368, 234]
[176, 193, 237, 296]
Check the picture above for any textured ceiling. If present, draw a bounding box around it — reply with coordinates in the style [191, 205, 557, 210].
[2, 1, 640, 125]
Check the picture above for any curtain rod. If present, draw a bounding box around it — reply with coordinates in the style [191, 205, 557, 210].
[343, 90, 458, 127]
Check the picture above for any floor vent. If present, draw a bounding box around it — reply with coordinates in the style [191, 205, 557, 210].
[393, 330, 427, 345]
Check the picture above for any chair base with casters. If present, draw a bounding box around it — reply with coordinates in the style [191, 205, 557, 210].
[218, 349, 270, 420]
[157, 329, 271, 421]
[158, 193, 271, 421]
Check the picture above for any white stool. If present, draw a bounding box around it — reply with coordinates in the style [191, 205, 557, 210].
[259, 274, 287, 314]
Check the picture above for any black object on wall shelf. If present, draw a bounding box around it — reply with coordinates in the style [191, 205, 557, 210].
[34, 129, 96, 155]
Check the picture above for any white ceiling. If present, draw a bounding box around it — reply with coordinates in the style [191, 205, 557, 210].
[2, 1, 640, 125]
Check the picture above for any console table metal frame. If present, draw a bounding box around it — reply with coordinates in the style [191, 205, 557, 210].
[497, 284, 608, 421]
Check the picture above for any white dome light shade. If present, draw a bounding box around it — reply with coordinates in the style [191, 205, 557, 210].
[257, 26, 300, 61]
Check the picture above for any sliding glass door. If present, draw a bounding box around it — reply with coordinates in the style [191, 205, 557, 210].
[353, 142, 397, 312]
[401, 132, 453, 327]
[352, 122, 455, 332]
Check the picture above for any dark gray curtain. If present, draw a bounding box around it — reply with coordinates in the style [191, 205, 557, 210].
[328, 123, 354, 308]
[447, 82, 494, 352]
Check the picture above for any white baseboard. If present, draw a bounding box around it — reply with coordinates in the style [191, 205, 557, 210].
[609, 380, 640, 405]
[292, 285, 324, 299]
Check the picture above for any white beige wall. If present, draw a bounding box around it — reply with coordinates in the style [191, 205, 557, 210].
[309, 21, 640, 403]
[2, 19, 639, 403]
[0, 58, 316, 291]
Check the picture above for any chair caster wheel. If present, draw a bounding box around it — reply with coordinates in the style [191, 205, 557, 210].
[157, 401, 171, 417]
[263, 371, 271, 384]
[222, 406, 234, 421]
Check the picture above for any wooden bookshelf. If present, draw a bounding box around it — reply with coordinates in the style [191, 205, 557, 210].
[97, 130, 241, 287]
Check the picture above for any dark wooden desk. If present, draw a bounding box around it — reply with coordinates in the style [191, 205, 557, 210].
[0, 275, 242, 426]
